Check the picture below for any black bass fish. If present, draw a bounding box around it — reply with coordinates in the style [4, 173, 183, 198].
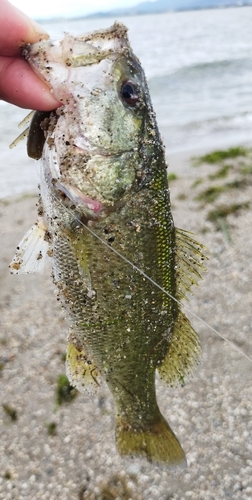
[10, 22, 206, 467]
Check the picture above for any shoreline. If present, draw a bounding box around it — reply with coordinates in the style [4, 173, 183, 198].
[1, 148, 252, 499]
[167, 136, 252, 175]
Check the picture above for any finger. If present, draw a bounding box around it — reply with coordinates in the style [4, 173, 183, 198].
[0, 56, 60, 110]
[0, 0, 49, 57]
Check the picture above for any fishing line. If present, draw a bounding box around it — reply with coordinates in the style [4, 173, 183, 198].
[56, 195, 252, 365]
[10, 117, 252, 364]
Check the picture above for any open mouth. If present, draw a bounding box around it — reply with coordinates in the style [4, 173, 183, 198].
[55, 181, 103, 214]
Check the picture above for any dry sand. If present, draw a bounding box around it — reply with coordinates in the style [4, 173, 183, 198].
[0, 151, 252, 500]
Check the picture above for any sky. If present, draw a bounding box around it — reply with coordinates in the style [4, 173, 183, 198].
[11, 0, 146, 19]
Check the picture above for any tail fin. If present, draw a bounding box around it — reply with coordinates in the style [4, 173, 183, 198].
[116, 413, 186, 468]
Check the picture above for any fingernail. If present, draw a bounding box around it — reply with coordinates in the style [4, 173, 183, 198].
[29, 19, 50, 41]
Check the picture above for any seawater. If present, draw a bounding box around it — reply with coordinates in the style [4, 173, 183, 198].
[1, 6, 252, 198]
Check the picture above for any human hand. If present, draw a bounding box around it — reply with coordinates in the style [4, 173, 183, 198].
[0, 0, 61, 110]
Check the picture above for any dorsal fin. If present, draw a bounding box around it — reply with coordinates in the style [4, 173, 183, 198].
[9, 217, 52, 274]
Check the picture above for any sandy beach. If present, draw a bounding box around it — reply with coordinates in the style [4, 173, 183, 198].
[0, 146, 252, 500]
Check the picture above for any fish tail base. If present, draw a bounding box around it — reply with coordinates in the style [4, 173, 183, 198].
[115, 413, 186, 468]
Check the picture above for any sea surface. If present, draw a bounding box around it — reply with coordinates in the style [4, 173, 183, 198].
[1, 6, 252, 198]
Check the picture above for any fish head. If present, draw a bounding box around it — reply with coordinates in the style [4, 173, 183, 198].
[24, 23, 159, 211]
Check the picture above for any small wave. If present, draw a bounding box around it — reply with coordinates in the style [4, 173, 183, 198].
[160, 111, 252, 150]
[182, 111, 252, 131]
[149, 56, 252, 88]
[175, 57, 252, 76]
[163, 112, 252, 139]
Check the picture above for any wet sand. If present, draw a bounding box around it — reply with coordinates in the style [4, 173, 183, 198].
[0, 151, 252, 500]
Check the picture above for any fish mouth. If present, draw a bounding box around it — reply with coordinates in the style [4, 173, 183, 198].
[43, 125, 134, 217]
[55, 181, 103, 214]
[42, 140, 105, 217]
[54, 180, 126, 221]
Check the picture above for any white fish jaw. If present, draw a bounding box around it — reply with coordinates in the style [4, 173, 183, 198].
[22, 22, 130, 105]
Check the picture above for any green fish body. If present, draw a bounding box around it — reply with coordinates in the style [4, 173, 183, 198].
[10, 23, 206, 467]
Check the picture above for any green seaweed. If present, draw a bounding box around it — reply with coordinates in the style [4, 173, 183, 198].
[55, 374, 78, 408]
[191, 178, 203, 188]
[60, 352, 67, 363]
[4, 471, 12, 480]
[192, 146, 252, 241]
[240, 165, 252, 175]
[177, 193, 187, 200]
[2, 404, 18, 421]
[45, 421, 57, 436]
[195, 147, 248, 164]
[195, 179, 247, 204]
[168, 173, 178, 181]
[195, 185, 226, 203]
[206, 202, 249, 243]
[208, 164, 231, 180]
[207, 202, 250, 225]
[227, 178, 248, 189]
[200, 227, 210, 235]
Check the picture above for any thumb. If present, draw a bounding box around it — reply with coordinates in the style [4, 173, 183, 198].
[0, 56, 60, 109]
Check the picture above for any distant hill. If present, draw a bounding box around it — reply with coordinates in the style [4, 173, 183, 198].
[86, 0, 252, 18]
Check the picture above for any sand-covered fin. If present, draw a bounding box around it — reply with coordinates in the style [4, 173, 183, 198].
[9, 217, 52, 274]
[154, 228, 206, 386]
[157, 310, 201, 386]
[66, 337, 101, 394]
[175, 227, 207, 302]
[115, 411, 186, 468]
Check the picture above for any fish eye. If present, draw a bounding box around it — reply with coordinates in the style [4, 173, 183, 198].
[120, 80, 139, 107]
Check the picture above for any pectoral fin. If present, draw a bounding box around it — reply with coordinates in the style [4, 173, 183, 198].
[9, 217, 52, 274]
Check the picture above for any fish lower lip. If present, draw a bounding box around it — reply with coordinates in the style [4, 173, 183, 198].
[56, 182, 102, 213]
[73, 137, 110, 158]
[74, 135, 90, 151]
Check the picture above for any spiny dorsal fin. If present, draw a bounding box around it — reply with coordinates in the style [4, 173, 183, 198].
[175, 228, 207, 302]
[157, 309, 201, 386]
[66, 333, 101, 394]
[9, 217, 52, 274]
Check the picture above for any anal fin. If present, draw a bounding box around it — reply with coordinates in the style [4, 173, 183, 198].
[175, 227, 207, 301]
[158, 310, 201, 386]
[66, 338, 101, 394]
